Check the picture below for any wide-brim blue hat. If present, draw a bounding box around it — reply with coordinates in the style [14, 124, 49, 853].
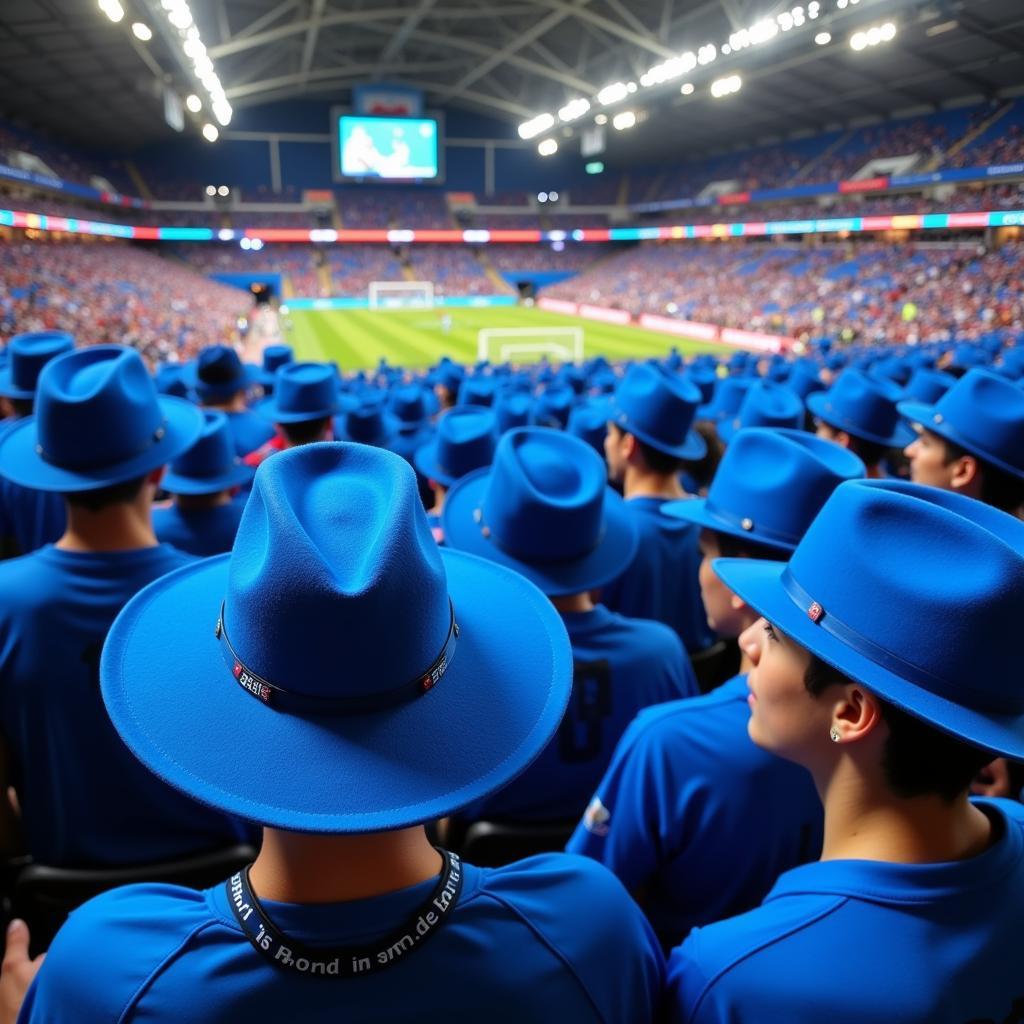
[101, 444, 573, 831]
[715, 479, 1024, 759]
[186, 346, 261, 401]
[161, 409, 255, 495]
[259, 363, 344, 424]
[414, 407, 498, 488]
[443, 464, 637, 598]
[0, 331, 75, 400]
[0, 346, 203, 493]
[162, 460, 253, 495]
[717, 382, 805, 444]
[807, 373, 915, 448]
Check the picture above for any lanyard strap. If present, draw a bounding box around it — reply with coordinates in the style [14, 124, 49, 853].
[226, 850, 463, 978]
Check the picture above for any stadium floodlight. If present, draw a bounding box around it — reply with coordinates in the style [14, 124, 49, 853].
[537, 192, 549, 203]
[250, 238, 264, 251]
[98, 0, 125, 23]
[559, 98, 591, 123]
[680, 82, 694, 95]
[612, 110, 636, 131]
[594, 113, 608, 125]
[186, 94, 201, 113]
[217, 185, 229, 197]
[538, 138, 558, 156]
[131, 22, 153, 40]
[710, 75, 742, 98]
[697, 44, 717, 65]
[850, 21, 894, 51]
[239, 238, 252, 250]
[597, 82, 629, 106]
[202, 123, 219, 142]
[549, 190, 559, 202]
[518, 113, 555, 140]
[217, 228, 234, 241]
[205, 185, 216, 197]
[639, 52, 697, 88]
[815, 31, 832, 45]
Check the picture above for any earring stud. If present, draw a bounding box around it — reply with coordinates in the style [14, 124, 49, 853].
[829, 727, 841, 743]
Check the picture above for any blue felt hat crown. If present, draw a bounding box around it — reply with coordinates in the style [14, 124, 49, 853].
[899, 368, 957, 405]
[390, 384, 430, 432]
[458, 377, 497, 408]
[101, 443, 572, 831]
[162, 409, 255, 495]
[697, 377, 753, 421]
[532, 384, 575, 429]
[717, 380, 805, 443]
[334, 394, 399, 447]
[0, 345, 202, 492]
[716, 479, 1024, 758]
[568, 398, 613, 454]
[189, 345, 259, 402]
[414, 406, 498, 487]
[666, 428, 865, 551]
[261, 363, 343, 424]
[0, 331, 75, 400]
[257, 345, 295, 389]
[495, 391, 533, 433]
[613, 362, 706, 460]
[898, 368, 1024, 479]
[807, 369, 915, 447]
[443, 428, 637, 596]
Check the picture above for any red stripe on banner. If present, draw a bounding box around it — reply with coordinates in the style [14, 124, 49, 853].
[839, 177, 889, 193]
[335, 230, 391, 242]
[133, 227, 161, 240]
[862, 217, 895, 231]
[718, 192, 751, 205]
[410, 229, 464, 242]
[948, 212, 990, 228]
[576, 229, 611, 242]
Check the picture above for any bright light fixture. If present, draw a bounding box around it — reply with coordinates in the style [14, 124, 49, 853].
[680, 82, 694, 95]
[186, 94, 202, 113]
[558, 98, 591, 122]
[518, 113, 555, 139]
[612, 110, 636, 130]
[98, 0, 125, 23]
[595, 113, 608, 125]
[538, 138, 558, 156]
[202, 123, 219, 142]
[131, 22, 152, 40]
[217, 185, 229, 197]
[710, 74, 742, 98]
[205, 185, 216, 197]
[815, 31, 831, 45]
[597, 82, 629, 106]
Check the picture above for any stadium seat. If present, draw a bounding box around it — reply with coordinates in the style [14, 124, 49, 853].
[456, 820, 577, 868]
[691, 637, 741, 694]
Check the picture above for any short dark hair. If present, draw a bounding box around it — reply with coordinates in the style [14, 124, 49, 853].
[280, 416, 331, 447]
[63, 475, 148, 513]
[685, 420, 724, 492]
[842, 433, 889, 469]
[803, 654, 991, 802]
[939, 436, 1024, 515]
[710, 528, 791, 563]
[10, 397, 33, 418]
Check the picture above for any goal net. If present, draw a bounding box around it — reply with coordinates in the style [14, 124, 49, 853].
[368, 280, 435, 309]
[478, 326, 584, 365]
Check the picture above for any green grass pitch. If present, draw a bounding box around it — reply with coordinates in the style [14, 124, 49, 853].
[281, 305, 724, 371]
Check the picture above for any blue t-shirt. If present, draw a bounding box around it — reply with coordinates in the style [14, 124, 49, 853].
[599, 496, 713, 654]
[462, 606, 696, 824]
[153, 496, 247, 557]
[224, 409, 275, 458]
[0, 544, 251, 866]
[667, 799, 1024, 1024]
[21, 854, 665, 1023]
[566, 675, 823, 948]
[0, 475, 65, 557]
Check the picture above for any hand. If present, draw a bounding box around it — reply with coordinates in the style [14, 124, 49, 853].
[0, 920, 44, 1024]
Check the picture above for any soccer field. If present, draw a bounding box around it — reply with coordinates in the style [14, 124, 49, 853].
[281, 305, 724, 371]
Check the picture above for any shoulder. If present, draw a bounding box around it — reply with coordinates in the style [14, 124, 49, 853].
[604, 611, 685, 657]
[630, 678, 748, 746]
[23, 884, 219, 1021]
[0, 550, 54, 614]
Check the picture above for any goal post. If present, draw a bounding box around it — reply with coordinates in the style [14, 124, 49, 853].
[478, 326, 584, 365]
[368, 280, 435, 309]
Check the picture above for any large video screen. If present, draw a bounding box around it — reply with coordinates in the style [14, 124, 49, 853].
[336, 115, 441, 182]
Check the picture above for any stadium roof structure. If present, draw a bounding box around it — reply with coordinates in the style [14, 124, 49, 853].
[0, 0, 1023, 155]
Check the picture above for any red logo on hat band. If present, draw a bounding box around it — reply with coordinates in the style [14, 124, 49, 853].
[808, 602, 824, 623]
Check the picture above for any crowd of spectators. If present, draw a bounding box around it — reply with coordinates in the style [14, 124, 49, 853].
[949, 103, 1024, 169]
[405, 245, 498, 295]
[486, 243, 605, 274]
[337, 189, 452, 228]
[325, 246, 405, 294]
[174, 243, 323, 297]
[545, 239, 1024, 345]
[0, 240, 250, 364]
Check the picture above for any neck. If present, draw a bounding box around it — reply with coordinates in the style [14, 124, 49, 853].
[57, 496, 158, 553]
[429, 485, 447, 517]
[174, 490, 233, 511]
[551, 591, 595, 613]
[249, 827, 443, 904]
[864, 463, 885, 480]
[816, 759, 993, 864]
[623, 464, 686, 500]
[205, 394, 247, 413]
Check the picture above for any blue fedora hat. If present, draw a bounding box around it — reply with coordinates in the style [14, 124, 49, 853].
[257, 344, 294, 389]
[716, 479, 1024, 758]
[717, 381, 805, 443]
[101, 443, 573, 831]
[414, 407, 498, 487]
[532, 384, 575, 429]
[0, 331, 75, 400]
[666, 428, 864, 551]
[495, 391, 533, 433]
[568, 398, 613, 454]
[612, 363, 706, 460]
[697, 377, 753, 422]
[261, 363, 343, 424]
[443, 428, 638, 596]
[334, 394, 400, 447]
[899, 368, 957, 405]
[686, 366, 718, 405]
[153, 363, 191, 400]
[786, 360, 826, 401]
[897, 368, 1024, 479]
[0, 345, 203, 492]
[390, 384, 431, 433]
[458, 377, 497, 408]
[807, 369, 915, 447]
[187, 345, 259, 402]
[162, 410, 255, 495]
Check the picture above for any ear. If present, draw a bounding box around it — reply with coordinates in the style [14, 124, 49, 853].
[835, 430, 853, 451]
[829, 683, 885, 745]
[949, 452, 980, 491]
[622, 431, 639, 461]
[147, 465, 166, 487]
[729, 589, 749, 612]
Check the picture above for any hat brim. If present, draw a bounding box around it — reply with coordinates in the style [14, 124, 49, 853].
[715, 557, 1024, 759]
[897, 400, 1024, 480]
[806, 392, 916, 448]
[0, 367, 34, 401]
[665, 497, 798, 552]
[161, 461, 255, 496]
[187, 362, 261, 400]
[101, 548, 572, 832]
[333, 413, 400, 447]
[259, 399, 343, 424]
[413, 438, 457, 487]
[0, 396, 203, 493]
[614, 413, 707, 461]
[442, 470, 639, 597]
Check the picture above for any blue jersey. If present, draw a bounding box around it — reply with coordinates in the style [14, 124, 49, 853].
[462, 606, 696, 823]
[224, 409, 275, 457]
[566, 675, 822, 948]
[21, 854, 664, 1023]
[0, 544, 251, 866]
[599, 497, 713, 653]
[667, 799, 1024, 1024]
[153, 496, 247, 557]
[0, 474, 65, 557]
